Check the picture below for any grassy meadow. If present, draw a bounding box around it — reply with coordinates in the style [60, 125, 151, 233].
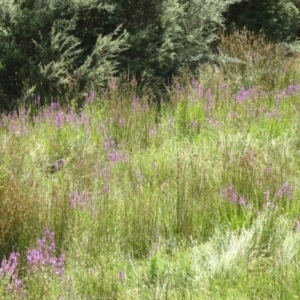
[2, 31, 300, 299]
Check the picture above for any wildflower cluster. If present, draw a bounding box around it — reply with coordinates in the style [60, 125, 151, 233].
[222, 184, 246, 206]
[70, 190, 95, 215]
[276, 182, 293, 200]
[263, 182, 293, 209]
[0, 252, 25, 297]
[233, 86, 265, 103]
[27, 228, 65, 277]
[0, 93, 95, 135]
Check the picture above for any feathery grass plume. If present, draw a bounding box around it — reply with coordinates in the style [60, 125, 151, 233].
[218, 28, 300, 91]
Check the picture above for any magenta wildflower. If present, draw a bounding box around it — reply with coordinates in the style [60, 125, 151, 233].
[119, 270, 124, 283]
[27, 228, 65, 277]
[108, 151, 122, 162]
[85, 90, 96, 103]
[108, 150, 127, 163]
[266, 164, 272, 176]
[70, 190, 95, 214]
[286, 84, 300, 96]
[234, 87, 252, 103]
[80, 112, 88, 128]
[108, 78, 118, 91]
[0, 252, 20, 276]
[239, 197, 246, 206]
[1, 252, 25, 297]
[222, 184, 247, 206]
[50, 102, 60, 111]
[276, 182, 293, 200]
[55, 111, 65, 128]
[54, 159, 65, 171]
[35, 95, 41, 105]
[131, 96, 139, 112]
[263, 190, 269, 201]
[1, 114, 8, 127]
[233, 86, 264, 103]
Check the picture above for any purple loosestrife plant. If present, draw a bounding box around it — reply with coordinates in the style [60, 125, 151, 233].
[0, 108, 30, 135]
[203, 88, 216, 115]
[55, 111, 65, 128]
[54, 158, 65, 172]
[35, 95, 41, 105]
[108, 151, 128, 163]
[70, 190, 95, 215]
[233, 86, 264, 104]
[263, 190, 270, 201]
[1, 114, 8, 127]
[1, 252, 19, 277]
[108, 78, 118, 91]
[103, 136, 116, 150]
[66, 109, 79, 127]
[233, 87, 253, 103]
[276, 182, 293, 200]
[190, 77, 204, 100]
[286, 84, 300, 96]
[118, 270, 124, 283]
[27, 228, 65, 277]
[131, 96, 139, 112]
[277, 85, 300, 104]
[99, 167, 111, 197]
[85, 90, 96, 103]
[80, 112, 89, 128]
[0, 252, 25, 297]
[222, 184, 247, 206]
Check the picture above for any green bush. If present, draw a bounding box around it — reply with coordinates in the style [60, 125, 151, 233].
[225, 0, 300, 42]
[111, 0, 239, 88]
[0, 0, 240, 111]
[0, 0, 127, 111]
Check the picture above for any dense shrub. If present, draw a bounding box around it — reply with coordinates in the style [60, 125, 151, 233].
[225, 0, 300, 42]
[0, 0, 239, 111]
[110, 0, 239, 96]
[0, 0, 127, 111]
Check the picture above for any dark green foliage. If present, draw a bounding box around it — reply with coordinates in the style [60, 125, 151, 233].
[0, 0, 250, 111]
[225, 0, 300, 42]
[111, 0, 239, 88]
[0, 0, 127, 111]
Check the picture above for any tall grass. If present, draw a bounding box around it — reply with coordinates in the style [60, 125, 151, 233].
[1, 30, 300, 299]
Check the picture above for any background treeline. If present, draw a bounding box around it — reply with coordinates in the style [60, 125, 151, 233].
[0, 0, 300, 112]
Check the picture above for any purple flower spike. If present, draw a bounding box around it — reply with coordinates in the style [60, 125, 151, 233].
[239, 197, 246, 206]
[276, 182, 293, 200]
[0, 252, 20, 276]
[119, 270, 124, 283]
[263, 190, 269, 201]
[222, 184, 247, 207]
[1, 252, 25, 296]
[27, 228, 65, 277]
